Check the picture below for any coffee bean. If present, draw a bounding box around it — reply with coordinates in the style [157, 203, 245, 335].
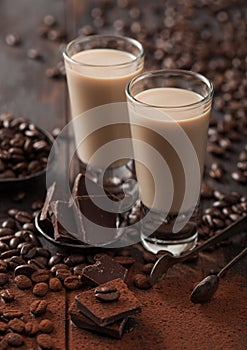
[143, 251, 157, 263]
[46, 67, 61, 79]
[0, 321, 8, 334]
[6, 332, 24, 347]
[39, 319, 54, 334]
[27, 48, 42, 60]
[232, 171, 247, 184]
[49, 277, 63, 292]
[63, 275, 81, 290]
[0, 227, 14, 236]
[55, 269, 71, 282]
[30, 300, 47, 316]
[50, 263, 69, 274]
[33, 282, 49, 297]
[142, 263, 154, 275]
[48, 254, 64, 267]
[36, 333, 53, 350]
[15, 210, 33, 223]
[8, 318, 25, 333]
[133, 273, 152, 290]
[94, 285, 120, 302]
[1, 218, 16, 230]
[14, 264, 37, 277]
[113, 256, 136, 267]
[31, 269, 50, 283]
[0, 273, 8, 286]
[0, 261, 9, 273]
[43, 14, 56, 27]
[63, 254, 85, 267]
[2, 310, 23, 320]
[25, 321, 39, 336]
[0, 289, 15, 303]
[5, 33, 21, 46]
[14, 275, 32, 289]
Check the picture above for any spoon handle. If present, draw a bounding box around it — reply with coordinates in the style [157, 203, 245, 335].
[218, 246, 247, 278]
[190, 214, 247, 257]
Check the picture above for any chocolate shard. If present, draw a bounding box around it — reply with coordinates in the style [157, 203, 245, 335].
[81, 255, 127, 286]
[75, 278, 141, 327]
[40, 182, 56, 221]
[50, 200, 83, 243]
[69, 302, 128, 339]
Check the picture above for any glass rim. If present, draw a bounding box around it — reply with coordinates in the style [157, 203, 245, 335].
[126, 69, 214, 109]
[63, 34, 144, 68]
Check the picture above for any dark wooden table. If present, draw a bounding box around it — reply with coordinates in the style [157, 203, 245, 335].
[0, 1, 246, 349]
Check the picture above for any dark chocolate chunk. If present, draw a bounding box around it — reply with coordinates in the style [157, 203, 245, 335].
[75, 278, 141, 327]
[82, 255, 127, 286]
[69, 302, 128, 339]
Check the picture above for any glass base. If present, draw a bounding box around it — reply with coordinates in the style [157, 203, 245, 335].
[141, 231, 198, 256]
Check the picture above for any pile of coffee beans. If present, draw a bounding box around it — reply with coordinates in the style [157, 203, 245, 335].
[0, 114, 52, 179]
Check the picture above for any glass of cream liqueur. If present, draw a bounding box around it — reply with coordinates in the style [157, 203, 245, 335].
[63, 35, 144, 194]
[126, 69, 213, 255]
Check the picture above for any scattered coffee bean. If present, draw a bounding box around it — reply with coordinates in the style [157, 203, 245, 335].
[8, 318, 25, 333]
[0, 321, 8, 334]
[30, 300, 47, 316]
[36, 333, 53, 350]
[49, 277, 62, 292]
[94, 285, 120, 302]
[142, 263, 154, 275]
[2, 310, 23, 320]
[31, 269, 50, 283]
[63, 275, 81, 290]
[33, 282, 49, 297]
[5, 33, 21, 46]
[27, 48, 42, 60]
[0, 273, 8, 286]
[6, 332, 24, 347]
[14, 264, 37, 277]
[14, 275, 32, 289]
[25, 321, 39, 336]
[0, 289, 15, 303]
[133, 273, 152, 290]
[113, 256, 136, 267]
[39, 319, 54, 334]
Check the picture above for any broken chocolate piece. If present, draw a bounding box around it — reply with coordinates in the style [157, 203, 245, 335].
[75, 278, 141, 327]
[81, 255, 127, 286]
[69, 302, 128, 339]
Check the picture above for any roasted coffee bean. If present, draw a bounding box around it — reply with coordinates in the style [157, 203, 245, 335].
[39, 319, 54, 334]
[133, 273, 152, 290]
[63, 254, 85, 267]
[13, 191, 26, 202]
[43, 14, 56, 27]
[142, 263, 154, 275]
[113, 256, 136, 267]
[143, 251, 157, 263]
[22, 222, 35, 231]
[1, 218, 16, 229]
[14, 264, 37, 277]
[9, 256, 26, 266]
[0, 227, 14, 236]
[8, 318, 25, 333]
[50, 263, 69, 274]
[46, 67, 61, 79]
[48, 254, 64, 267]
[25, 321, 39, 336]
[36, 333, 53, 350]
[0, 289, 15, 303]
[55, 269, 71, 282]
[0, 242, 9, 253]
[0, 321, 8, 334]
[14, 275, 32, 289]
[1, 249, 19, 259]
[29, 256, 48, 269]
[94, 285, 120, 302]
[5, 33, 21, 46]
[9, 237, 21, 249]
[0, 273, 8, 286]
[33, 282, 49, 297]
[6, 332, 24, 347]
[2, 310, 23, 320]
[15, 210, 33, 223]
[232, 171, 247, 184]
[63, 275, 81, 290]
[30, 300, 47, 316]
[31, 269, 50, 283]
[200, 182, 214, 199]
[35, 247, 50, 259]
[27, 48, 42, 60]
[0, 261, 9, 272]
[49, 277, 63, 292]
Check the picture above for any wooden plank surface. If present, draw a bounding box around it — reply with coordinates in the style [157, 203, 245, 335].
[0, 0, 246, 349]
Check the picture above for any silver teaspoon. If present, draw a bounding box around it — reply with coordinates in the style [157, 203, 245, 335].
[190, 246, 247, 304]
[150, 214, 247, 285]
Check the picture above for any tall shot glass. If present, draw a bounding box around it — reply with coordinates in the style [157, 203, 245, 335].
[63, 35, 144, 193]
[126, 69, 213, 255]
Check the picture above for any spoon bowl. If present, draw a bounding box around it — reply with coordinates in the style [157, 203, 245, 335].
[190, 275, 219, 304]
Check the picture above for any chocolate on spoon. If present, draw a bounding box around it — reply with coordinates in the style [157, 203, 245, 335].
[190, 246, 247, 304]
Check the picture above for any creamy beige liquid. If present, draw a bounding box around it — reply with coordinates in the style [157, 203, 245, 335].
[65, 49, 143, 168]
[129, 88, 210, 213]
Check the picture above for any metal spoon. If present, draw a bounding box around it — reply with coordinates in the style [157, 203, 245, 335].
[190, 246, 247, 304]
[150, 214, 247, 285]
